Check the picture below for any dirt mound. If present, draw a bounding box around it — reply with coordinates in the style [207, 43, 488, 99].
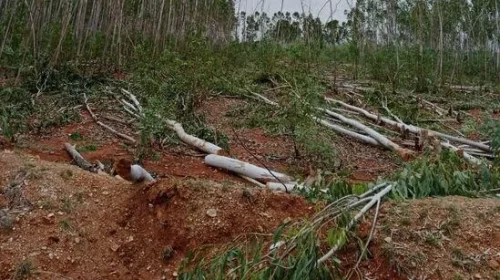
[0, 150, 311, 279]
[120, 179, 312, 274]
[349, 197, 500, 280]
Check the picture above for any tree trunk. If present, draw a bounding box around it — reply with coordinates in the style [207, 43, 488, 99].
[204, 154, 293, 184]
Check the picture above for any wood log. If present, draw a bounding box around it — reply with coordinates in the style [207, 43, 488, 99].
[204, 154, 293, 184]
[166, 120, 223, 155]
[321, 108, 414, 160]
[326, 98, 492, 152]
[315, 118, 380, 146]
[64, 143, 96, 172]
[130, 164, 156, 182]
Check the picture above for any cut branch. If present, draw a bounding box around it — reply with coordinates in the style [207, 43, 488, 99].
[84, 93, 136, 144]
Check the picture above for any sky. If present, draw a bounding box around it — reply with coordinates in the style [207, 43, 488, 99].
[235, 0, 355, 22]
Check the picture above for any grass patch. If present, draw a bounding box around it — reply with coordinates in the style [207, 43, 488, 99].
[13, 261, 34, 280]
[77, 145, 97, 153]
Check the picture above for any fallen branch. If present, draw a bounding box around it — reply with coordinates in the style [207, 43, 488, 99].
[121, 89, 143, 113]
[84, 93, 136, 144]
[382, 97, 404, 124]
[317, 184, 393, 265]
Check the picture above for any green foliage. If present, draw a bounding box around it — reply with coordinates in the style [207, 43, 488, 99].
[392, 151, 499, 199]
[178, 227, 340, 280]
[13, 261, 34, 280]
[0, 87, 33, 138]
[482, 119, 500, 157]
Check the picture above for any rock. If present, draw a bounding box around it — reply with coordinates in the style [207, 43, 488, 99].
[47, 213, 55, 219]
[474, 273, 481, 279]
[488, 259, 499, 269]
[74, 237, 81, 244]
[102, 191, 110, 195]
[172, 271, 178, 277]
[206, 209, 217, 218]
[48, 253, 54, 260]
[384, 237, 392, 243]
[111, 244, 120, 252]
[126, 236, 134, 243]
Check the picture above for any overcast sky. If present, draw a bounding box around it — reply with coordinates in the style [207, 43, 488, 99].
[236, 0, 355, 22]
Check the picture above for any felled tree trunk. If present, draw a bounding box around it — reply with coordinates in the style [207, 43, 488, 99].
[440, 142, 483, 166]
[315, 118, 380, 146]
[64, 143, 96, 172]
[204, 154, 293, 184]
[321, 108, 415, 160]
[327, 98, 491, 152]
[166, 120, 223, 155]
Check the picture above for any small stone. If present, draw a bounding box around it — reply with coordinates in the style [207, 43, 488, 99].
[126, 236, 134, 243]
[41, 246, 48, 250]
[102, 191, 109, 195]
[48, 253, 54, 260]
[206, 209, 217, 218]
[57, 211, 64, 216]
[148, 203, 154, 208]
[111, 244, 120, 252]
[282, 217, 292, 224]
[384, 237, 392, 243]
[47, 213, 55, 219]
[74, 237, 81, 244]
[172, 271, 178, 277]
[474, 273, 482, 279]
[488, 259, 499, 269]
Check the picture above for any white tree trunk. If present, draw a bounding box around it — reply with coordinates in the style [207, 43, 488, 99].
[315, 118, 380, 146]
[321, 108, 414, 160]
[327, 98, 491, 152]
[166, 120, 223, 155]
[440, 142, 483, 166]
[130, 164, 156, 182]
[64, 142, 96, 172]
[204, 154, 293, 183]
